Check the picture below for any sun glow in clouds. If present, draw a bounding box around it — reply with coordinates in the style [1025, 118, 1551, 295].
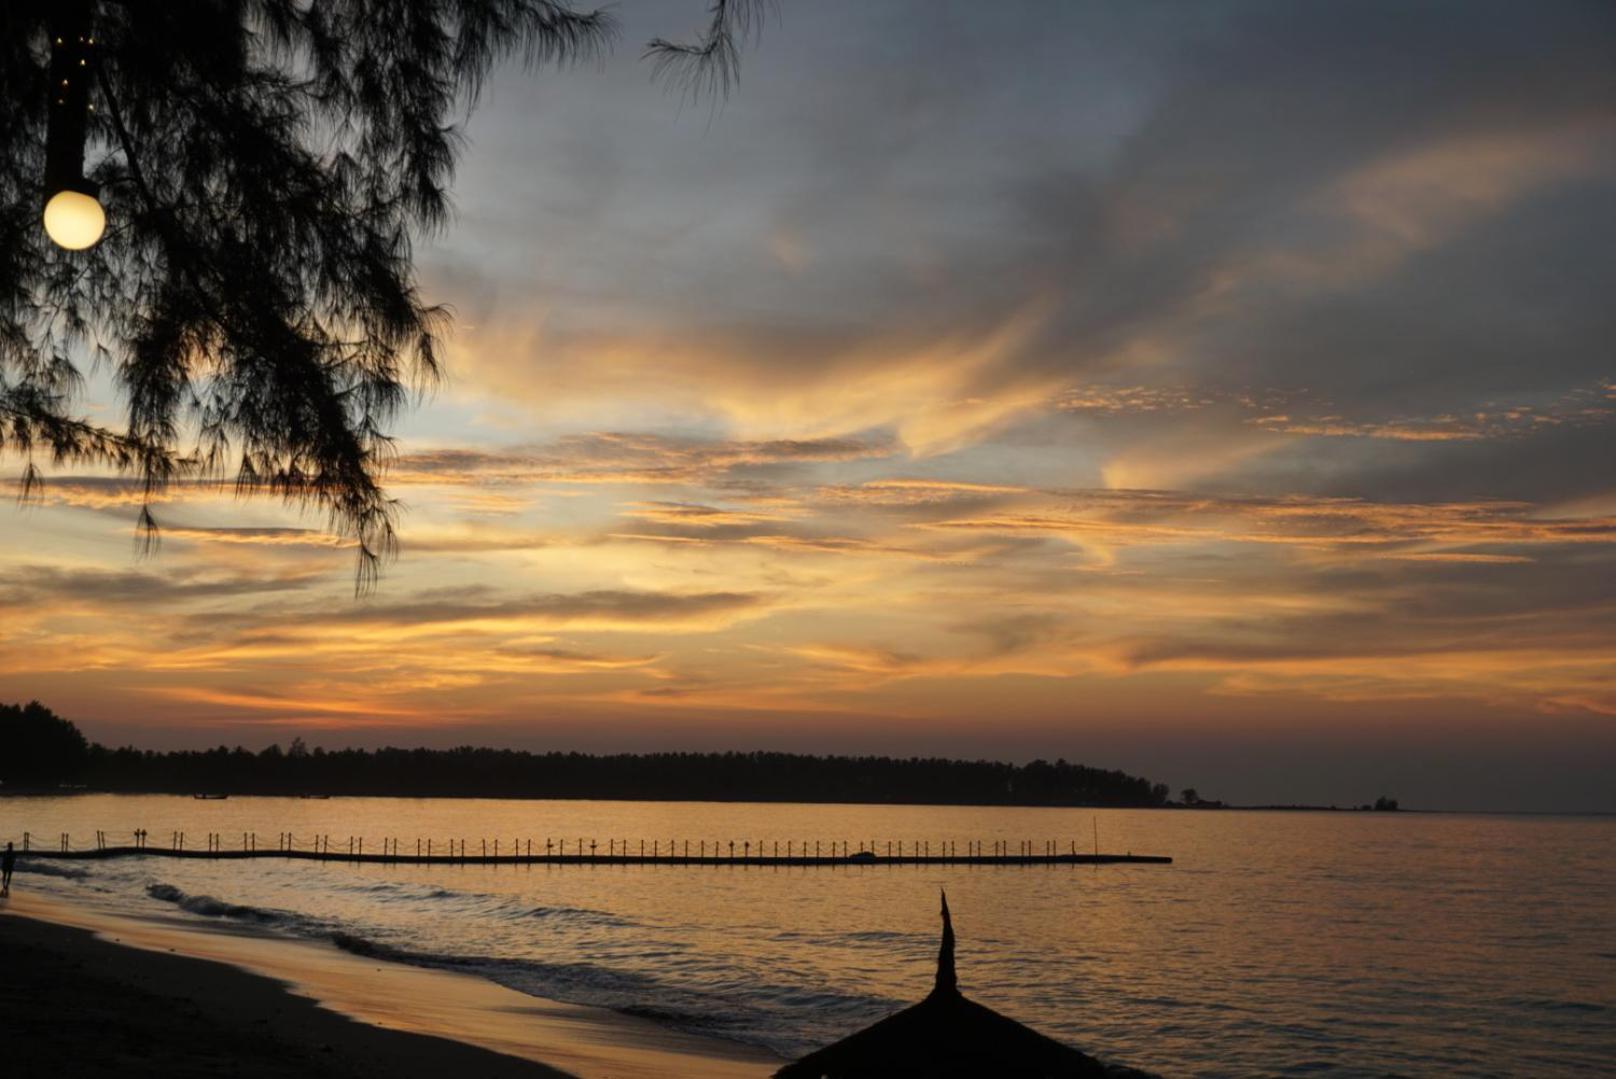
[4, 0, 1615, 810]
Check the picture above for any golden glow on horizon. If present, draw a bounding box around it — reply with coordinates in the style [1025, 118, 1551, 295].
[3, 453, 1613, 735]
[4, 30, 1615, 783]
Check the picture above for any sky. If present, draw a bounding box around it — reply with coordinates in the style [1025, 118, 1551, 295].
[3, 0, 1614, 811]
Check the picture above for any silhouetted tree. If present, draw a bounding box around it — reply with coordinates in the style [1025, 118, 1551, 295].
[645, 0, 769, 100]
[73, 741, 1173, 806]
[0, 700, 89, 785]
[2, 1, 766, 589]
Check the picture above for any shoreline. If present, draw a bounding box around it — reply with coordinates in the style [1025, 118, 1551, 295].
[9, 790, 1612, 815]
[1, 891, 779, 1078]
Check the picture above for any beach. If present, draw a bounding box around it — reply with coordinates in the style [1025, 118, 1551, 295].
[0, 892, 779, 1078]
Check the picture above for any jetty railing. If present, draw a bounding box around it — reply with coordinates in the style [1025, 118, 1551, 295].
[4, 830, 1170, 867]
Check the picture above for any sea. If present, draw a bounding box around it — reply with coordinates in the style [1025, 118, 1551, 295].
[4, 795, 1613, 1076]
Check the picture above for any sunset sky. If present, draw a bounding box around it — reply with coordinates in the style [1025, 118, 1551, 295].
[3, 1, 1613, 811]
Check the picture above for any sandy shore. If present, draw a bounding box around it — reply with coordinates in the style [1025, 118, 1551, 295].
[1, 891, 780, 1078]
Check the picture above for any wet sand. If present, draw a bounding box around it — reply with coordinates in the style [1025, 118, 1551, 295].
[1, 892, 779, 1078]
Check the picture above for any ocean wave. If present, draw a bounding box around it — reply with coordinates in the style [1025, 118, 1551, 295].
[1505, 997, 1607, 1014]
[331, 930, 394, 958]
[136, 879, 886, 1058]
[327, 878, 637, 929]
[324, 929, 894, 1057]
[336, 879, 465, 902]
[146, 882, 292, 925]
[524, 903, 637, 928]
[14, 859, 90, 879]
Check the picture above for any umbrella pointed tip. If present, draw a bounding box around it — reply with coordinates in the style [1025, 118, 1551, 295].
[934, 889, 957, 994]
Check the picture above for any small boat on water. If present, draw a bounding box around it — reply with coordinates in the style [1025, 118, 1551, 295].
[192, 793, 228, 800]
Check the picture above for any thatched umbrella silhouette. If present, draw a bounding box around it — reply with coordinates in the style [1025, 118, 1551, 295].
[775, 892, 1151, 1078]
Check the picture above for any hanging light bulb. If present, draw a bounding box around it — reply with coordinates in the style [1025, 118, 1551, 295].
[43, 180, 105, 250]
[43, 1, 103, 251]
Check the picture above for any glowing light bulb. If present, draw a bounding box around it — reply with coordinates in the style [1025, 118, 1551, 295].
[43, 187, 105, 250]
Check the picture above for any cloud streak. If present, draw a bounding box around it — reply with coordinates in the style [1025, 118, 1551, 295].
[3, 0, 1614, 808]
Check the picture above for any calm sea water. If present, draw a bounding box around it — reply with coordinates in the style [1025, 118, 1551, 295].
[4, 796, 1612, 1076]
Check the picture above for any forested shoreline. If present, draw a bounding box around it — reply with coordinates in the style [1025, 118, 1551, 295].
[3, 701, 1172, 807]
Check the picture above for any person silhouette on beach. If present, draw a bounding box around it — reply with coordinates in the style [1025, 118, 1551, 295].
[2, 841, 14, 897]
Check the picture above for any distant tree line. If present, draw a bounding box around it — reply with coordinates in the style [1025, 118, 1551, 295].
[1, 701, 1173, 807]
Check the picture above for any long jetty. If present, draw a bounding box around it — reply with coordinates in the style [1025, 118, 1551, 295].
[11, 831, 1172, 868]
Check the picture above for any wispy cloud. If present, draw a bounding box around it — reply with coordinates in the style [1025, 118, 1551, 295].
[3, 0, 1615, 807]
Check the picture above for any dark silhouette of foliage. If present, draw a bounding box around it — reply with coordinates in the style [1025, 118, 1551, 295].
[0, 700, 90, 785]
[80, 742, 1169, 807]
[646, 0, 770, 102]
[1, 700, 1172, 805]
[2, 2, 765, 590]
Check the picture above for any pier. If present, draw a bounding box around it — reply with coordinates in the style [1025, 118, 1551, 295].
[10, 831, 1171, 868]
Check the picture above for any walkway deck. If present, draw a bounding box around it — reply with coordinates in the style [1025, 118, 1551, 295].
[20, 846, 1171, 868]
